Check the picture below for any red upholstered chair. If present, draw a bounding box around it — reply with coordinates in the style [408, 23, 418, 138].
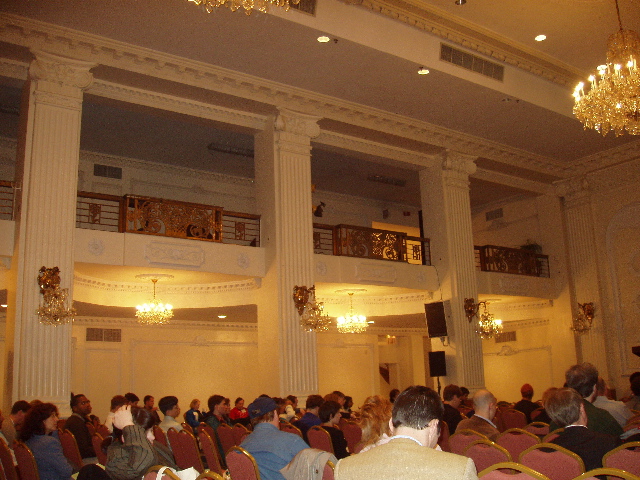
[153, 426, 168, 448]
[307, 426, 334, 454]
[603, 441, 640, 476]
[340, 421, 362, 454]
[518, 443, 584, 480]
[542, 428, 564, 443]
[464, 439, 512, 473]
[0, 437, 19, 480]
[195, 472, 224, 480]
[166, 428, 184, 465]
[198, 430, 224, 475]
[280, 422, 303, 438]
[199, 423, 216, 440]
[529, 408, 544, 422]
[92, 433, 107, 465]
[13, 441, 40, 480]
[501, 410, 528, 431]
[232, 423, 251, 446]
[449, 429, 489, 456]
[217, 424, 236, 455]
[59, 429, 84, 470]
[571, 467, 639, 480]
[438, 421, 451, 452]
[176, 430, 205, 472]
[496, 428, 540, 461]
[478, 461, 550, 480]
[226, 446, 260, 480]
[144, 465, 181, 480]
[181, 423, 193, 435]
[323, 460, 335, 480]
[523, 422, 549, 438]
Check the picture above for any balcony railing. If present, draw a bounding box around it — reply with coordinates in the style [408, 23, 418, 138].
[0, 180, 14, 221]
[475, 245, 549, 277]
[314, 223, 431, 265]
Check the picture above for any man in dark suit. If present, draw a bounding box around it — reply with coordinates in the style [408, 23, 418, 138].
[442, 384, 464, 434]
[64, 393, 97, 463]
[546, 387, 619, 471]
[514, 384, 539, 423]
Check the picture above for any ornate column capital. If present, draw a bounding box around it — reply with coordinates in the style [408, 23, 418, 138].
[441, 150, 478, 176]
[555, 175, 590, 208]
[275, 108, 321, 139]
[29, 51, 96, 105]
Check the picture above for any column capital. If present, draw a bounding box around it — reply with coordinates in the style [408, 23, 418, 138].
[29, 51, 96, 90]
[441, 150, 478, 176]
[555, 175, 590, 207]
[275, 108, 321, 138]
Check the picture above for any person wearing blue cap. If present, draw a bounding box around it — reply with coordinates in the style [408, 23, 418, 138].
[240, 396, 308, 480]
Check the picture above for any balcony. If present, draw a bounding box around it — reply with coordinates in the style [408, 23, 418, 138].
[474, 245, 550, 278]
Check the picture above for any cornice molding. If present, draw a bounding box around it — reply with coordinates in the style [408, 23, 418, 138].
[74, 274, 259, 294]
[319, 292, 432, 305]
[501, 318, 550, 330]
[492, 300, 554, 312]
[73, 316, 258, 331]
[484, 343, 552, 356]
[342, 0, 581, 87]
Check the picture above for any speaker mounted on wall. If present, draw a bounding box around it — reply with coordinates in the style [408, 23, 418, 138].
[425, 301, 449, 338]
[428, 351, 447, 377]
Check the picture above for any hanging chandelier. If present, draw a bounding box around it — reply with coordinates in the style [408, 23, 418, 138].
[572, 0, 640, 136]
[187, 0, 300, 15]
[337, 291, 369, 334]
[36, 266, 76, 326]
[135, 276, 173, 325]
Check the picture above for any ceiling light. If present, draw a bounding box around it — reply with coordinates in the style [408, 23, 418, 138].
[418, 67, 430, 75]
[135, 275, 173, 325]
[454, 0, 466, 5]
[217, 315, 227, 319]
[1, 304, 7, 308]
[535, 35, 546, 42]
[317, 36, 331, 43]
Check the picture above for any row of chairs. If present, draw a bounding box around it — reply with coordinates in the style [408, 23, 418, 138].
[0, 437, 43, 480]
[478, 462, 640, 480]
[280, 420, 363, 455]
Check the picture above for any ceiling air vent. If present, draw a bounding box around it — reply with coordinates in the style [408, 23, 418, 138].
[440, 44, 504, 81]
[94, 164, 122, 180]
[495, 331, 516, 343]
[86, 328, 122, 342]
[289, 0, 316, 15]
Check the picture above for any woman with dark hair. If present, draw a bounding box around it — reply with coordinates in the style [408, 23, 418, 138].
[229, 397, 249, 426]
[319, 400, 349, 459]
[20, 403, 74, 480]
[104, 405, 177, 480]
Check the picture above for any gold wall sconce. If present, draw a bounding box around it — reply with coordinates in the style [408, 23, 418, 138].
[464, 297, 503, 340]
[571, 302, 595, 335]
[293, 285, 331, 332]
[36, 266, 76, 326]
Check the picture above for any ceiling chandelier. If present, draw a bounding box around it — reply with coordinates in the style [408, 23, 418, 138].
[572, 0, 640, 136]
[187, 0, 300, 15]
[292, 286, 331, 333]
[135, 275, 174, 325]
[36, 266, 76, 326]
[337, 291, 369, 334]
[464, 297, 503, 340]
[571, 302, 595, 335]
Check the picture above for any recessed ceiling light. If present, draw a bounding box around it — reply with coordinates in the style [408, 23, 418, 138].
[535, 34, 546, 42]
[418, 67, 430, 75]
[217, 315, 227, 319]
[317, 36, 331, 43]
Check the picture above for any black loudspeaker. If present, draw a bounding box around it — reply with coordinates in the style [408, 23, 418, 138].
[425, 302, 448, 338]
[429, 351, 447, 377]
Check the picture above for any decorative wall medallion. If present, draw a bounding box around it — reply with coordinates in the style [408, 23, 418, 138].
[144, 242, 205, 267]
[316, 261, 327, 276]
[237, 253, 250, 269]
[88, 239, 105, 256]
[356, 263, 397, 283]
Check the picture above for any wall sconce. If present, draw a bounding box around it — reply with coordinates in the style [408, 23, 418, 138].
[36, 266, 76, 326]
[313, 202, 326, 218]
[464, 297, 503, 339]
[571, 302, 595, 335]
[464, 297, 480, 323]
[293, 285, 331, 332]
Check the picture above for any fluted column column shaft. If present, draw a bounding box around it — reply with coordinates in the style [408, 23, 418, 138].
[254, 109, 320, 396]
[6, 51, 94, 414]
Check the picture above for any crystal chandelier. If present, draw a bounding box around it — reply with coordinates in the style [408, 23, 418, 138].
[136, 277, 173, 325]
[572, 0, 640, 136]
[476, 306, 503, 340]
[36, 266, 76, 326]
[187, 0, 300, 15]
[337, 292, 369, 334]
[571, 302, 595, 335]
[292, 285, 331, 332]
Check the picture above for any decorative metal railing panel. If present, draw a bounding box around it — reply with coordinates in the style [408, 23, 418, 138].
[0, 180, 14, 221]
[221, 211, 261, 247]
[76, 192, 122, 231]
[475, 245, 550, 277]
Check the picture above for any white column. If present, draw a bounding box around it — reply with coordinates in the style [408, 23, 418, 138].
[5, 51, 94, 414]
[557, 176, 608, 372]
[254, 108, 320, 397]
[419, 150, 484, 390]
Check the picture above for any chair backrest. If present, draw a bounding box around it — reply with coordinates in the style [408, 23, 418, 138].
[13, 441, 40, 480]
[199, 423, 216, 440]
[602, 441, 640, 476]
[541, 428, 564, 443]
[145, 465, 181, 480]
[323, 460, 335, 480]
[340, 421, 362, 454]
[226, 446, 261, 480]
[464, 439, 512, 473]
[181, 423, 194, 434]
[519, 443, 585, 480]
[478, 461, 551, 480]
[198, 430, 223, 475]
[438, 420, 451, 452]
[449, 429, 489, 455]
[59, 429, 84, 470]
[307, 426, 334, 454]
[571, 467, 640, 480]
[195, 472, 224, 480]
[523, 422, 549, 437]
[92, 433, 107, 465]
[166, 428, 183, 460]
[530, 408, 544, 422]
[0, 437, 19, 480]
[217, 424, 236, 455]
[232, 423, 250, 446]
[501, 410, 528, 430]
[153, 425, 168, 447]
[280, 422, 303, 438]
[176, 430, 205, 472]
[496, 428, 541, 461]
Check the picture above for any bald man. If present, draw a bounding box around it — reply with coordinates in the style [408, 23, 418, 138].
[456, 389, 499, 441]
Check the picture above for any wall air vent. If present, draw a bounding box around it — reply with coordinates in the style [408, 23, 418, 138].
[289, 0, 316, 15]
[486, 208, 504, 221]
[93, 164, 122, 180]
[367, 174, 406, 187]
[495, 331, 516, 343]
[440, 44, 504, 81]
[86, 328, 122, 342]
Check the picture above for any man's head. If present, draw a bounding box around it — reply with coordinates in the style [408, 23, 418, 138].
[10, 400, 30, 425]
[110, 395, 127, 412]
[545, 388, 586, 428]
[391, 386, 443, 448]
[124, 392, 140, 406]
[70, 394, 92, 416]
[472, 389, 497, 420]
[305, 394, 324, 414]
[520, 384, 534, 400]
[442, 385, 462, 407]
[565, 363, 599, 400]
[144, 395, 154, 409]
[247, 396, 278, 428]
[158, 396, 180, 417]
[319, 400, 341, 424]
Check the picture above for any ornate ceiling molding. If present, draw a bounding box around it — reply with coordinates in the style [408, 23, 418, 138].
[74, 315, 258, 331]
[501, 318, 550, 330]
[342, 0, 581, 87]
[320, 292, 432, 305]
[74, 274, 259, 294]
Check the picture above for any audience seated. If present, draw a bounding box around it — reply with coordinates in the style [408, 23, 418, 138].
[625, 376, 640, 412]
[297, 394, 323, 441]
[514, 384, 539, 424]
[545, 387, 619, 471]
[620, 372, 640, 403]
[389, 389, 400, 404]
[334, 386, 477, 480]
[240, 396, 308, 480]
[229, 397, 250, 426]
[442, 385, 464, 434]
[143, 396, 161, 426]
[592, 377, 633, 427]
[205, 395, 229, 464]
[356, 397, 392, 453]
[184, 398, 203, 432]
[457, 389, 500, 441]
[124, 393, 139, 406]
[64, 393, 97, 463]
[105, 396, 127, 434]
[158, 396, 183, 434]
[1, 400, 30, 445]
[319, 400, 349, 459]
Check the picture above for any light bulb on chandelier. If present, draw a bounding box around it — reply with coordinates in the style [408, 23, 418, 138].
[336, 291, 370, 334]
[135, 275, 174, 325]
